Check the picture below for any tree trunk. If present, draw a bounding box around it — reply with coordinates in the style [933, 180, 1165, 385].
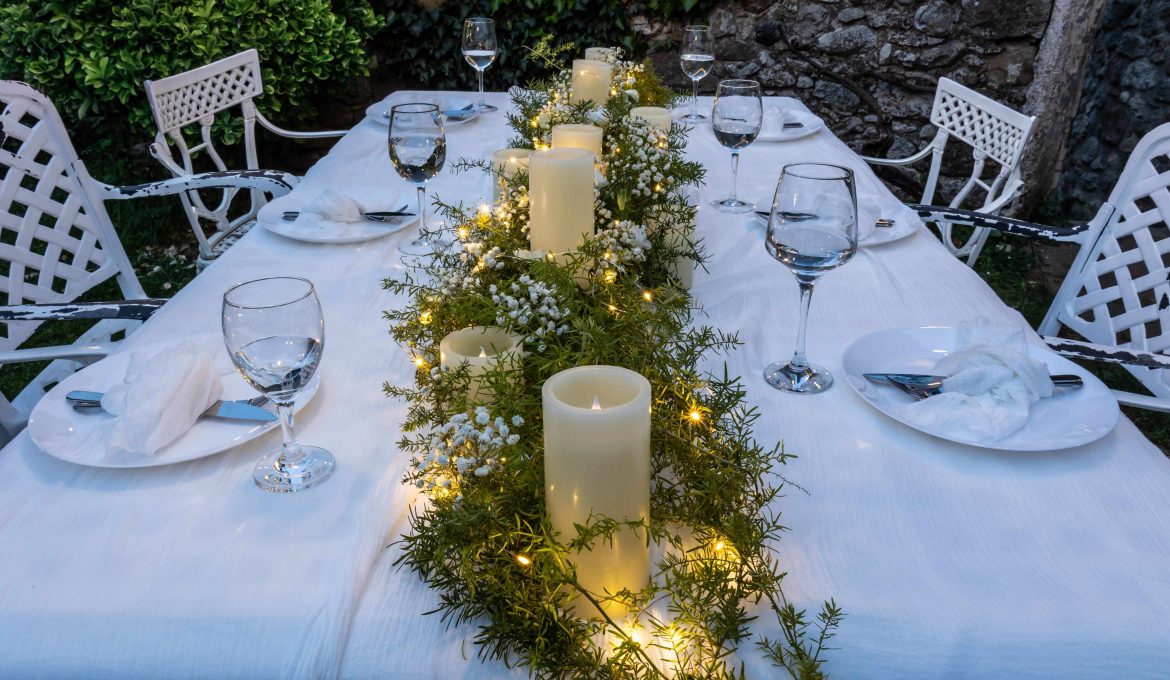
[1019, 0, 1110, 215]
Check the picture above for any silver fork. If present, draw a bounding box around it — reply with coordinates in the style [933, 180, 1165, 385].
[71, 394, 271, 411]
[888, 381, 934, 401]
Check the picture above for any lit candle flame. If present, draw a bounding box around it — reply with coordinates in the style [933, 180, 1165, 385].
[592, 395, 602, 410]
[478, 346, 488, 358]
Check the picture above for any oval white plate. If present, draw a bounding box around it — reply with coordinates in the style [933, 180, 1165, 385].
[753, 201, 877, 244]
[365, 96, 478, 127]
[842, 326, 1119, 451]
[259, 193, 419, 245]
[751, 199, 919, 246]
[756, 109, 824, 142]
[28, 340, 321, 469]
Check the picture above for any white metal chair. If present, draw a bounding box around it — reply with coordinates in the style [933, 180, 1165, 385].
[913, 122, 1170, 412]
[143, 49, 344, 268]
[0, 80, 297, 441]
[865, 77, 1036, 266]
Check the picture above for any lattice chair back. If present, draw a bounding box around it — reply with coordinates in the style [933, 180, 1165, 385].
[1039, 122, 1170, 402]
[924, 78, 1035, 264]
[144, 49, 266, 264]
[0, 81, 147, 435]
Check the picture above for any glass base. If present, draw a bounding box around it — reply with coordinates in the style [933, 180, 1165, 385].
[764, 360, 833, 394]
[254, 445, 335, 493]
[682, 112, 707, 122]
[476, 102, 498, 113]
[398, 236, 449, 256]
[711, 197, 753, 213]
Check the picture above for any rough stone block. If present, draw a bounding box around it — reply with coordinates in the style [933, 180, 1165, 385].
[813, 80, 861, 109]
[816, 24, 877, 54]
[914, 1, 960, 36]
[837, 7, 867, 23]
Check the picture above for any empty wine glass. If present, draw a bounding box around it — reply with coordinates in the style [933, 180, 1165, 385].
[711, 79, 762, 213]
[462, 17, 498, 113]
[390, 102, 449, 257]
[223, 277, 333, 492]
[764, 163, 858, 394]
[679, 26, 714, 122]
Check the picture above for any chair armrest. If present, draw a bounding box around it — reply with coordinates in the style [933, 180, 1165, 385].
[0, 300, 167, 322]
[973, 179, 1023, 215]
[1043, 336, 1170, 371]
[0, 343, 113, 365]
[102, 169, 298, 201]
[910, 205, 1089, 243]
[860, 144, 935, 167]
[256, 111, 347, 140]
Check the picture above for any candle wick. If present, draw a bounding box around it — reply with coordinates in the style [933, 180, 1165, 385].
[591, 395, 602, 410]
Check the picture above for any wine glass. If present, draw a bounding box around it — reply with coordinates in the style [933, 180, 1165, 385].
[222, 277, 334, 492]
[763, 164, 858, 394]
[679, 26, 714, 122]
[711, 79, 762, 213]
[462, 17, 498, 113]
[389, 102, 449, 257]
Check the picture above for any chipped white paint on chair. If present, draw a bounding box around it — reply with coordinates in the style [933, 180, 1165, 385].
[0, 81, 147, 439]
[863, 77, 1035, 266]
[144, 49, 343, 268]
[1039, 122, 1170, 410]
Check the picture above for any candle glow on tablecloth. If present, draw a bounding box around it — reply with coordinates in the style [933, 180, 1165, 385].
[528, 147, 595, 254]
[490, 148, 530, 201]
[542, 365, 651, 615]
[551, 124, 604, 159]
[439, 326, 523, 403]
[571, 59, 613, 106]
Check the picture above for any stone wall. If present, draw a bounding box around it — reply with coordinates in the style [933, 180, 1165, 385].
[636, 0, 1054, 203]
[1056, 0, 1170, 219]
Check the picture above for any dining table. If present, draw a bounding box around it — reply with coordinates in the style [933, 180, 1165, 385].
[2, 90, 1169, 679]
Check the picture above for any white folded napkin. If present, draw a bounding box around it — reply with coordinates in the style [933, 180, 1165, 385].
[760, 105, 798, 137]
[287, 189, 368, 234]
[258, 186, 410, 237]
[897, 317, 1053, 442]
[63, 340, 225, 460]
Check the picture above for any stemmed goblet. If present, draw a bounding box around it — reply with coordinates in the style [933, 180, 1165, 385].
[462, 17, 498, 113]
[222, 277, 334, 492]
[711, 79, 763, 213]
[763, 163, 858, 393]
[389, 103, 449, 257]
[679, 26, 714, 122]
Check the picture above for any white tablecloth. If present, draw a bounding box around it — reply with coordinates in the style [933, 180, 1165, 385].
[2, 92, 1169, 679]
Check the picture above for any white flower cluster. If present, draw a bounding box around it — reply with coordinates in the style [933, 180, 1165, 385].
[494, 184, 530, 233]
[595, 220, 650, 273]
[460, 240, 505, 272]
[490, 275, 570, 352]
[414, 408, 525, 494]
[611, 117, 674, 200]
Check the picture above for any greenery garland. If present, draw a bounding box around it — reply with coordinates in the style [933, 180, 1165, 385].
[384, 43, 841, 679]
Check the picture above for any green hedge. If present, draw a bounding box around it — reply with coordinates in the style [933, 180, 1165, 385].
[0, 0, 380, 137]
[374, 0, 712, 92]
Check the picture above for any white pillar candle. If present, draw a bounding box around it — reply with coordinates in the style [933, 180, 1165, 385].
[551, 123, 604, 159]
[584, 47, 616, 61]
[571, 59, 613, 106]
[629, 106, 672, 133]
[439, 326, 524, 403]
[491, 148, 531, 201]
[542, 365, 651, 615]
[528, 147, 595, 254]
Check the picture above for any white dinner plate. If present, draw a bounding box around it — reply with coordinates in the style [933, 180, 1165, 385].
[842, 326, 1119, 451]
[28, 339, 321, 469]
[259, 193, 419, 245]
[365, 96, 479, 127]
[756, 109, 824, 142]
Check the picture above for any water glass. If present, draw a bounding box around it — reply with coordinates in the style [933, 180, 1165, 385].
[763, 163, 858, 393]
[711, 79, 762, 213]
[222, 277, 334, 492]
[462, 17, 498, 113]
[679, 26, 714, 122]
[389, 103, 449, 256]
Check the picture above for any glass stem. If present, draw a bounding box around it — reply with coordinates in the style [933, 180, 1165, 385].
[789, 279, 816, 372]
[477, 68, 486, 108]
[729, 151, 740, 203]
[274, 402, 305, 470]
[417, 184, 427, 234]
[691, 79, 698, 117]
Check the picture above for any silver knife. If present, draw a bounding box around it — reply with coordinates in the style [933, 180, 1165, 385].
[863, 372, 1083, 394]
[281, 209, 413, 222]
[65, 390, 277, 422]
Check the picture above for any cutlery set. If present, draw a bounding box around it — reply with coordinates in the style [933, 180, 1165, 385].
[66, 391, 277, 422]
[863, 373, 1084, 400]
